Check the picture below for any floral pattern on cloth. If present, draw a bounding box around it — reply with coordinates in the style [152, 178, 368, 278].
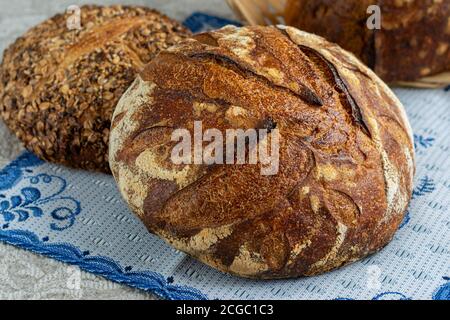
[0, 13, 449, 300]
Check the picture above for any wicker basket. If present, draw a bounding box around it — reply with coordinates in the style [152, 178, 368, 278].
[226, 0, 450, 89]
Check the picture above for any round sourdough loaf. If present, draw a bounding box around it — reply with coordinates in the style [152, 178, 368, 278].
[285, 0, 450, 83]
[0, 5, 190, 173]
[109, 25, 415, 278]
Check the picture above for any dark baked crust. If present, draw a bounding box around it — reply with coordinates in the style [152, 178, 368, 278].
[285, 0, 450, 82]
[109, 25, 415, 278]
[0, 5, 190, 172]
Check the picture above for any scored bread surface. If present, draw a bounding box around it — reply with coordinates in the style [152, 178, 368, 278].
[109, 25, 415, 278]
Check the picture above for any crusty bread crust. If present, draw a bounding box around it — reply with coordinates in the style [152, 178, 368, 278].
[285, 0, 450, 82]
[109, 25, 415, 278]
[0, 5, 190, 172]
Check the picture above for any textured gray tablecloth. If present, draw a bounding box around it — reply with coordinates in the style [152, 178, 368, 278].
[0, 0, 234, 300]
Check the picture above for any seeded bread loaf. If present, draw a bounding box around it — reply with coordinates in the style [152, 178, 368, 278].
[0, 5, 190, 172]
[109, 25, 415, 278]
[285, 0, 450, 82]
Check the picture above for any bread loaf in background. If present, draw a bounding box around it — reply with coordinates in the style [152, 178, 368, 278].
[109, 25, 415, 278]
[0, 5, 190, 173]
[285, 0, 450, 83]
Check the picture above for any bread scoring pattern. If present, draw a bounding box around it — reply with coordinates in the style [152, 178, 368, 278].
[109, 25, 415, 278]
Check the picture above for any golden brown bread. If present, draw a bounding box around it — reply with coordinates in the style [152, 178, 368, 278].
[285, 0, 450, 82]
[0, 5, 190, 173]
[109, 25, 415, 278]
